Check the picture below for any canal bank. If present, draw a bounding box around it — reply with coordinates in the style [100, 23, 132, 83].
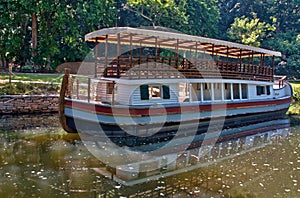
[0, 95, 59, 114]
[0, 113, 60, 131]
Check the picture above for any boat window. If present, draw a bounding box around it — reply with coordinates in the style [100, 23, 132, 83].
[225, 83, 231, 100]
[203, 83, 212, 101]
[256, 86, 265, 96]
[233, 84, 240, 99]
[149, 85, 161, 99]
[214, 83, 222, 100]
[106, 82, 114, 94]
[204, 83, 209, 90]
[196, 83, 201, 90]
[266, 85, 271, 95]
[178, 83, 189, 102]
[241, 84, 248, 99]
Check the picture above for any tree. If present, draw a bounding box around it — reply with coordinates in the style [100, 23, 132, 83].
[267, 0, 300, 33]
[184, 0, 220, 37]
[265, 32, 300, 78]
[228, 16, 275, 47]
[31, 0, 116, 69]
[0, 0, 29, 69]
[124, 0, 188, 29]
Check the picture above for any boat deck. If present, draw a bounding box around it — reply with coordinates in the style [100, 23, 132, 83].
[96, 56, 273, 81]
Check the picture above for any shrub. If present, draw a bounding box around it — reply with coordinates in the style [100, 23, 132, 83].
[292, 86, 300, 101]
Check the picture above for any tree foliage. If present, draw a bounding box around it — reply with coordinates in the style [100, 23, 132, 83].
[0, 0, 116, 70]
[0, 0, 299, 77]
[0, 1, 28, 66]
[228, 16, 275, 47]
[266, 32, 300, 78]
[184, 0, 219, 37]
[125, 0, 188, 28]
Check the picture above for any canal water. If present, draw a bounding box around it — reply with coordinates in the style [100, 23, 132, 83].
[0, 114, 299, 198]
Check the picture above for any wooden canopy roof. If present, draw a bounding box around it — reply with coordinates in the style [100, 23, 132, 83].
[85, 27, 281, 59]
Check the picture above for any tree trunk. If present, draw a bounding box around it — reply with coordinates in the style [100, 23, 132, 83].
[0, 54, 3, 69]
[32, 12, 38, 59]
[45, 56, 52, 71]
[0, 54, 8, 70]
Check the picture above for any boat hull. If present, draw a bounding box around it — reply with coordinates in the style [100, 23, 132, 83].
[63, 97, 291, 147]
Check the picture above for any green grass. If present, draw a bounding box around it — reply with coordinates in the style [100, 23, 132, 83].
[287, 102, 300, 115]
[290, 82, 300, 89]
[0, 73, 62, 83]
[0, 73, 62, 95]
[286, 83, 300, 115]
[0, 82, 60, 95]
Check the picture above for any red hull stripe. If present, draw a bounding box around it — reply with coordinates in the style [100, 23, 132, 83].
[65, 97, 291, 117]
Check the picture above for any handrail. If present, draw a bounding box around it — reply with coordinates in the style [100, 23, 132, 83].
[274, 75, 287, 88]
[94, 56, 274, 81]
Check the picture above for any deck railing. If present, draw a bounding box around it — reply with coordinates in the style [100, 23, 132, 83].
[66, 75, 114, 104]
[95, 56, 273, 81]
[274, 75, 287, 88]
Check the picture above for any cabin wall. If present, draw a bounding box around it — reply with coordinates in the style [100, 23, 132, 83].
[214, 83, 223, 101]
[247, 84, 274, 100]
[116, 83, 179, 105]
[113, 81, 280, 105]
[191, 84, 200, 101]
[94, 82, 112, 102]
[115, 84, 134, 105]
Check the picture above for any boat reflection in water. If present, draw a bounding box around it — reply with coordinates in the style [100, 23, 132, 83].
[0, 115, 297, 197]
[88, 117, 291, 187]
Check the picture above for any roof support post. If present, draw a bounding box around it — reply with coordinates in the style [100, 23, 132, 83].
[251, 51, 254, 74]
[155, 37, 158, 78]
[239, 49, 242, 66]
[248, 54, 251, 73]
[226, 47, 229, 62]
[194, 42, 198, 68]
[130, 33, 133, 68]
[212, 44, 215, 60]
[176, 39, 179, 68]
[195, 42, 198, 59]
[238, 49, 242, 74]
[105, 35, 108, 71]
[117, 33, 121, 77]
[94, 38, 99, 78]
[139, 41, 142, 78]
[272, 55, 275, 81]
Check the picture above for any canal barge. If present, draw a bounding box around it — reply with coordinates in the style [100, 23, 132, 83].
[59, 27, 292, 146]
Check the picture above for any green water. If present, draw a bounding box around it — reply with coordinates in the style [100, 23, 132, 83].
[0, 114, 299, 197]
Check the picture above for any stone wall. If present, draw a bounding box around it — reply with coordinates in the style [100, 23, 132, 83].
[0, 113, 60, 131]
[0, 95, 59, 114]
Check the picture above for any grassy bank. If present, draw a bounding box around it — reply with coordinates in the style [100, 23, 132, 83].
[0, 73, 62, 95]
[0, 73, 61, 83]
[286, 83, 300, 115]
[287, 102, 300, 115]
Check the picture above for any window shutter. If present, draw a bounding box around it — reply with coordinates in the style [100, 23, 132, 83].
[162, 85, 170, 99]
[140, 85, 149, 100]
